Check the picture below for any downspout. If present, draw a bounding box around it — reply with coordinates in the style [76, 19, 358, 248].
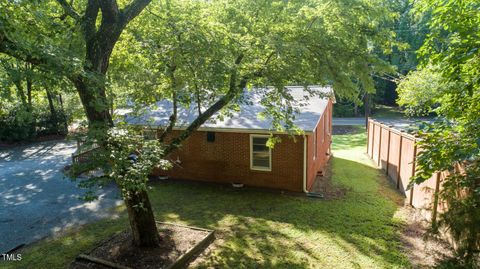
[303, 132, 324, 198]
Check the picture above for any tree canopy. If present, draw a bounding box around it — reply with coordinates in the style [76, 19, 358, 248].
[406, 0, 480, 265]
[1, 0, 398, 251]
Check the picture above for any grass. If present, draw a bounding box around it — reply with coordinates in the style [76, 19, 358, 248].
[332, 126, 367, 150]
[372, 105, 406, 119]
[5, 129, 411, 269]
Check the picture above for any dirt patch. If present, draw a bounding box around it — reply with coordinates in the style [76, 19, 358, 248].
[396, 207, 453, 268]
[70, 223, 212, 269]
[309, 162, 348, 199]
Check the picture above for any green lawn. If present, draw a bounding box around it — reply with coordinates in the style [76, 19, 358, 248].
[6, 128, 411, 269]
[372, 105, 406, 119]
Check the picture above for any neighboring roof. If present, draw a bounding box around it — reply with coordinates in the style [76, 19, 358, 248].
[123, 86, 334, 133]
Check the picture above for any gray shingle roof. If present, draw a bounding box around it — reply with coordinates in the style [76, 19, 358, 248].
[123, 86, 334, 133]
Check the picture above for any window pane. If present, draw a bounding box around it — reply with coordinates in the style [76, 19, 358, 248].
[252, 152, 270, 168]
[253, 144, 268, 152]
[252, 137, 268, 145]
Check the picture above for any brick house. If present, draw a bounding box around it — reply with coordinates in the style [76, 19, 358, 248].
[125, 86, 334, 193]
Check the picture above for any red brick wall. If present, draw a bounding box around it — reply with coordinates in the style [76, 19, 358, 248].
[306, 100, 333, 191]
[153, 131, 305, 192]
[152, 99, 333, 192]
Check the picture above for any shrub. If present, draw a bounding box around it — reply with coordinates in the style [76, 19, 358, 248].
[0, 105, 69, 142]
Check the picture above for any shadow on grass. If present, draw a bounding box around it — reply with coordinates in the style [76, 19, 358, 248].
[148, 155, 409, 268]
[6, 138, 409, 268]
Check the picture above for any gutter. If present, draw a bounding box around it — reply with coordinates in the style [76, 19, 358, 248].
[131, 124, 315, 135]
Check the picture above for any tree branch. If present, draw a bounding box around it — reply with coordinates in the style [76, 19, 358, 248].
[83, 0, 100, 41]
[159, 64, 178, 142]
[0, 32, 45, 67]
[122, 0, 152, 25]
[56, 0, 81, 21]
[162, 54, 246, 156]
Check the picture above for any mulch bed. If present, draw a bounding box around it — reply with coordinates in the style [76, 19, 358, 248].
[70, 222, 213, 269]
[396, 207, 453, 268]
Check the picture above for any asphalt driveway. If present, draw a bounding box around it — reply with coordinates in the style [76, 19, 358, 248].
[0, 140, 121, 253]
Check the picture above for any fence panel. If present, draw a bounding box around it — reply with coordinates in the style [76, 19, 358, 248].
[372, 124, 382, 165]
[411, 172, 439, 220]
[366, 119, 442, 221]
[387, 132, 401, 185]
[367, 122, 374, 157]
[379, 128, 390, 170]
[398, 137, 415, 196]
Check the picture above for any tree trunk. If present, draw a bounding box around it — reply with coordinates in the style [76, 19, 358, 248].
[46, 89, 56, 116]
[46, 89, 60, 133]
[74, 1, 159, 248]
[2, 0, 158, 246]
[124, 189, 160, 248]
[25, 63, 32, 110]
[73, 77, 113, 128]
[58, 94, 69, 132]
[13, 80, 27, 107]
[25, 71, 36, 135]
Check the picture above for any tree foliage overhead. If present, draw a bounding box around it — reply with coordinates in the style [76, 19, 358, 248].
[395, 66, 447, 116]
[108, 0, 397, 153]
[1, 0, 398, 249]
[408, 0, 480, 265]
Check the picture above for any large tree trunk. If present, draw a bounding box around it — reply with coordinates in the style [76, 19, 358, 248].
[74, 0, 160, 248]
[124, 189, 161, 248]
[1, 0, 159, 247]
[73, 77, 113, 128]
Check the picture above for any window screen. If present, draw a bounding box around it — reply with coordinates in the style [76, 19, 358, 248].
[251, 136, 271, 170]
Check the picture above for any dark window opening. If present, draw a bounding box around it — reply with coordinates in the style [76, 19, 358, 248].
[207, 131, 215, 142]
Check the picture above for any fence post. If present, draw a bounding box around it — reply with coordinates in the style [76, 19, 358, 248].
[377, 124, 382, 167]
[431, 172, 441, 224]
[386, 127, 391, 175]
[366, 119, 370, 155]
[370, 120, 375, 158]
[409, 144, 417, 206]
[396, 135, 403, 189]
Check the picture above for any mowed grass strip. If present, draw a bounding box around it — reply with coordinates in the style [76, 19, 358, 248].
[5, 127, 410, 269]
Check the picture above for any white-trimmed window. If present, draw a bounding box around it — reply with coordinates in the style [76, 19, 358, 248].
[250, 135, 271, 171]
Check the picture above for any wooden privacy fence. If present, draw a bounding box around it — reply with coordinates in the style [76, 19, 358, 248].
[367, 118, 445, 221]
